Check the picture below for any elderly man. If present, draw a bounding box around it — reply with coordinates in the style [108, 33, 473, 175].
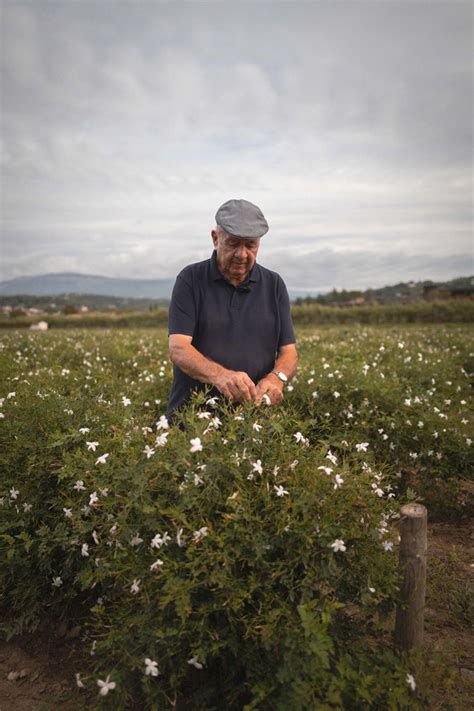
[166, 198, 298, 422]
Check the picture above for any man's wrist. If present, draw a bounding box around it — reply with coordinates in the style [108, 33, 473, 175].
[268, 372, 285, 387]
[269, 370, 287, 383]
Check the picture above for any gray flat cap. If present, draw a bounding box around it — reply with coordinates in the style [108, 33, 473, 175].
[215, 198, 269, 239]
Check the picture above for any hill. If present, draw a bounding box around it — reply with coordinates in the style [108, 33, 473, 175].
[0, 272, 174, 299]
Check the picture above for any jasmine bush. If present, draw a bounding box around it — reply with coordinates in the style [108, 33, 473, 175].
[1, 325, 472, 708]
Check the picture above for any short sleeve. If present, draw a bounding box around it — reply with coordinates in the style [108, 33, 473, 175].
[277, 277, 296, 347]
[168, 274, 196, 337]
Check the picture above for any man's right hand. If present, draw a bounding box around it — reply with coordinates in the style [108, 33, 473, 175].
[213, 370, 258, 403]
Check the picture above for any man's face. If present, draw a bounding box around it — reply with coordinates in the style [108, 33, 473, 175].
[212, 230, 260, 284]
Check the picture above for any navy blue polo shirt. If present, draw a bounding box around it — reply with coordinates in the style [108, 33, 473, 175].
[166, 249, 296, 419]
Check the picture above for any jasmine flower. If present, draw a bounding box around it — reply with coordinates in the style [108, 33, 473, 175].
[145, 658, 159, 676]
[97, 675, 116, 696]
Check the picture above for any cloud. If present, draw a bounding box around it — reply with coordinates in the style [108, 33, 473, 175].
[1, 1, 472, 285]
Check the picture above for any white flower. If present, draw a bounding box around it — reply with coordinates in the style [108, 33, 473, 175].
[334, 474, 344, 489]
[75, 672, 85, 688]
[63, 507, 73, 518]
[79, 427, 90, 434]
[333, 391, 340, 399]
[190, 437, 203, 453]
[326, 450, 338, 465]
[130, 578, 141, 594]
[143, 445, 155, 459]
[9, 487, 19, 500]
[197, 411, 211, 419]
[252, 459, 263, 475]
[145, 658, 159, 676]
[81, 543, 89, 557]
[274, 485, 289, 497]
[95, 453, 109, 465]
[151, 531, 171, 549]
[7, 392, 16, 398]
[382, 540, 394, 552]
[130, 533, 143, 547]
[156, 415, 169, 430]
[262, 393, 272, 405]
[318, 466, 333, 476]
[89, 491, 99, 506]
[74, 480, 86, 491]
[155, 431, 169, 447]
[23, 502, 32, 513]
[97, 675, 116, 696]
[187, 656, 203, 669]
[355, 442, 369, 452]
[52, 576, 63, 587]
[253, 422, 262, 432]
[150, 559, 164, 572]
[406, 673, 416, 691]
[330, 539, 346, 553]
[192, 526, 209, 542]
[86, 441, 99, 451]
[122, 396, 131, 406]
[294, 431, 308, 445]
[176, 528, 185, 547]
[92, 530, 99, 545]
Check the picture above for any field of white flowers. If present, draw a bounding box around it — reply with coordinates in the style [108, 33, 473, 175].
[1, 325, 472, 709]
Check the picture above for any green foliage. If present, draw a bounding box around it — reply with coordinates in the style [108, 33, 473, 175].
[0, 325, 472, 707]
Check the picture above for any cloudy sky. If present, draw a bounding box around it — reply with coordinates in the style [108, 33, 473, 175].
[1, 0, 472, 293]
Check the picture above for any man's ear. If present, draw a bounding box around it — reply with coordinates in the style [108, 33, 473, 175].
[211, 229, 218, 247]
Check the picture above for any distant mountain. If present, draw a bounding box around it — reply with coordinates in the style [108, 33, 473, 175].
[1, 272, 472, 305]
[0, 272, 175, 299]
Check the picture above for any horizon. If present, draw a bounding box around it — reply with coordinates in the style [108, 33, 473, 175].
[1, 269, 472, 301]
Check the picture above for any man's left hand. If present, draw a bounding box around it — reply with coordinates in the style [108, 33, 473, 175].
[254, 376, 284, 406]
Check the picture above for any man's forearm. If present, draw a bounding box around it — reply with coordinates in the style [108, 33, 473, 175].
[272, 351, 298, 381]
[169, 343, 226, 386]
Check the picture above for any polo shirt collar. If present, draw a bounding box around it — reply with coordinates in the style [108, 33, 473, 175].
[210, 249, 260, 283]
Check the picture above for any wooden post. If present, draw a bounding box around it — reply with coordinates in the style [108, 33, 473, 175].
[394, 503, 427, 651]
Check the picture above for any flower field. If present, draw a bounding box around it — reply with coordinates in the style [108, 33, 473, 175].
[1, 325, 472, 709]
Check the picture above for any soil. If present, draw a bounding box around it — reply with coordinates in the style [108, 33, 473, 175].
[1, 520, 472, 710]
[0, 629, 87, 711]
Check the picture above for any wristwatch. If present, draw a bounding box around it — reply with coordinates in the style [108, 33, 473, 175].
[271, 370, 288, 383]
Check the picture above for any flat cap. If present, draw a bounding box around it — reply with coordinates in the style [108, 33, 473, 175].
[215, 198, 269, 239]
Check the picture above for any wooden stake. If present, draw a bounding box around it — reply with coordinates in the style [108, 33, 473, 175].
[394, 503, 428, 651]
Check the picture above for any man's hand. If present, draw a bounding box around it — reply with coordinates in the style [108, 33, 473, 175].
[213, 370, 258, 403]
[254, 375, 284, 406]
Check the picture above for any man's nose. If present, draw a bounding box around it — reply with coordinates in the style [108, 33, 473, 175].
[235, 243, 248, 258]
